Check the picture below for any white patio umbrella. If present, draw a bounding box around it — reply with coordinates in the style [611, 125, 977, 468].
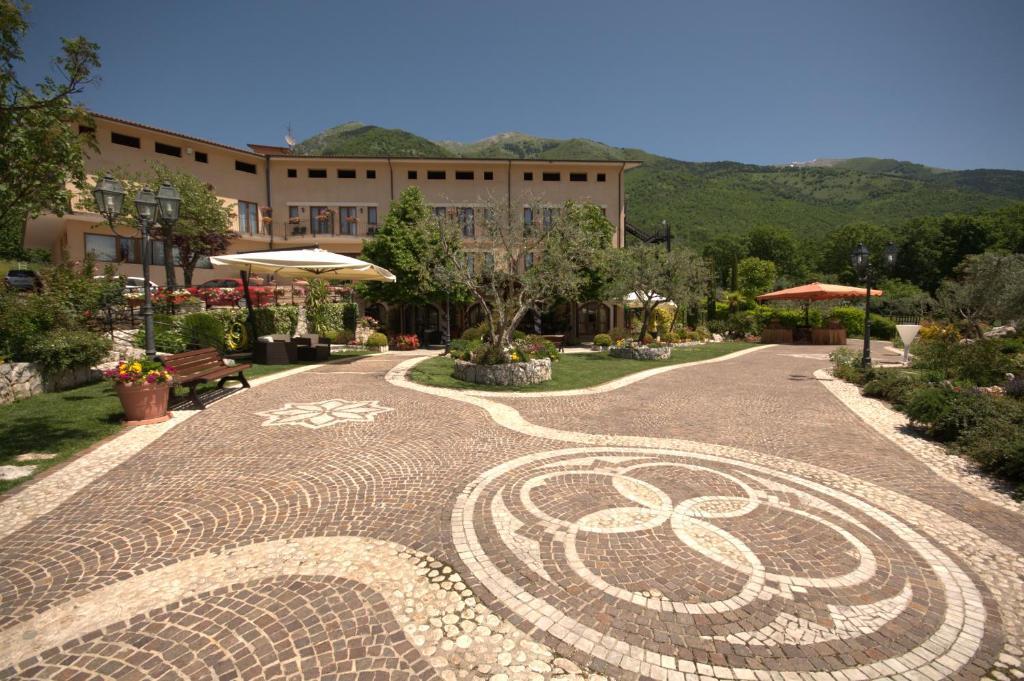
[210, 248, 396, 282]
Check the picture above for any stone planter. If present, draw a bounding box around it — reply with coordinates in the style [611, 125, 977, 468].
[609, 345, 672, 361]
[115, 382, 171, 424]
[366, 345, 389, 353]
[453, 358, 552, 386]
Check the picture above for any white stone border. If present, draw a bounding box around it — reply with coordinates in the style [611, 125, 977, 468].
[448, 344, 770, 398]
[388, 355, 1024, 670]
[814, 368, 1023, 515]
[0, 536, 594, 679]
[0, 360, 330, 540]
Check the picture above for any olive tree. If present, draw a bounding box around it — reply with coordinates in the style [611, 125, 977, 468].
[432, 198, 613, 350]
[936, 251, 1024, 335]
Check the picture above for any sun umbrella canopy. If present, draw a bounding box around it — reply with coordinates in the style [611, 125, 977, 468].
[210, 248, 395, 282]
[756, 281, 882, 302]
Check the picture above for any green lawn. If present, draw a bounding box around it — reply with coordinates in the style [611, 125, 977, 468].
[409, 342, 755, 393]
[0, 351, 368, 493]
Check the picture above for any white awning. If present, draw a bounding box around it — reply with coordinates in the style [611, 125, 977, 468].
[211, 248, 396, 282]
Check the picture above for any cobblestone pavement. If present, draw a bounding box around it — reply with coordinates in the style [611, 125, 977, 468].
[1, 346, 1022, 680]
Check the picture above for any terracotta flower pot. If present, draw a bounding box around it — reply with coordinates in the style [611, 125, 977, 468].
[115, 382, 171, 424]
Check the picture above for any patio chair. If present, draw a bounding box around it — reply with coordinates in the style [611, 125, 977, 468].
[293, 334, 331, 362]
[254, 335, 297, 364]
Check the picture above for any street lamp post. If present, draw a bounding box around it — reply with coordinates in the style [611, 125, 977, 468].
[92, 175, 181, 360]
[850, 242, 898, 368]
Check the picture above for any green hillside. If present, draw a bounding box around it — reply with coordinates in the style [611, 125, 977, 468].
[294, 124, 1024, 247]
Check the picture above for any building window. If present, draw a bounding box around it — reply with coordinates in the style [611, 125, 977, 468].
[308, 169, 327, 178]
[542, 172, 560, 182]
[597, 173, 606, 182]
[337, 169, 356, 179]
[85, 234, 117, 262]
[484, 253, 494, 271]
[238, 201, 260, 234]
[524, 252, 534, 270]
[78, 125, 95, 135]
[149, 243, 181, 267]
[155, 141, 181, 157]
[408, 170, 418, 180]
[427, 170, 446, 180]
[433, 206, 447, 221]
[310, 206, 333, 235]
[543, 207, 560, 228]
[458, 207, 474, 237]
[339, 207, 358, 235]
[483, 208, 495, 224]
[194, 151, 208, 163]
[235, 160, 257, 174]
[484, 171, 494, 181]
[366, 169, 376, 179]
[111, 132, 140, 148]
[287, 168, 297, 178]
[455, 171, 474, 180]
[569, 172, 587, 182]
[523, 172, 533, 181]
[523, 207, 533, 227]
[367, 206, 378, 225]
[466, 253, 475, 276]
[196, 255, 213, 269]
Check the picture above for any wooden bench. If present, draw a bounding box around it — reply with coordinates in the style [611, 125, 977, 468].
[163, 347, 252, 410]
[542, 334, 566, 352]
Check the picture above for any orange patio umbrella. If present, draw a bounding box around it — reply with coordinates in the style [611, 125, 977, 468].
[756, 282, 883, 325]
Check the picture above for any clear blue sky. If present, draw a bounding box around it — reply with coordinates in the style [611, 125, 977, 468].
[18, 0, 1024, 170]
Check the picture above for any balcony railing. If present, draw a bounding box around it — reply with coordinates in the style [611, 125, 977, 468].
[285, 222, 377, 239]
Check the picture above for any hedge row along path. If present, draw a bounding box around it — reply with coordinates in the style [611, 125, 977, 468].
[0, 343, 1021, 680]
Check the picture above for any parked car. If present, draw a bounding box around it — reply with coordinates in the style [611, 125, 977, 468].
[4, 269, 42, 291]
[189, 277, 275, 306]
[93, 275, 159, 293]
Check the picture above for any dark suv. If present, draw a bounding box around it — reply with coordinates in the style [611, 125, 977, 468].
[3, 269, 42, 291]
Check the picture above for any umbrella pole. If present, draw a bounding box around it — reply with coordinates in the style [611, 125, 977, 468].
[241, 267, 256, 351]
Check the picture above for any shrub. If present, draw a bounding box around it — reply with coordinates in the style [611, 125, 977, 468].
[461, 322, 489, 342]
[365, 332, 388, 348]
[342, 302, 358, 332]
[869, 314, 896, 341]
[393, 334, 420, 350]
[608, 327, 630, 342]
[827, 306, 865, 337]
[1006, 375, 1024, 399]
[449, 338, 482, 361]
[593, 333, 612, 347]
[830, 347, 867, 384]
[903, 387, 1000, 441]
[861, 368, 920, 407]
[179, 313, 226, 352]
[693, 325, 712, 341]
[23, 328, 111, 374]
[470, 343, 507, 365]
[913, 337, 1014, 386]
[516, 335, 559, 361]
[663, 331, 681, 343]
[957, 412, 1024, 491]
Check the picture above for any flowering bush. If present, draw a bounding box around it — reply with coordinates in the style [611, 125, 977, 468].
[456, 335, 558, 365]
[593, 333, 612, 347]
[105, 359, 173, 386]
[155, 288, 199, 306]
[194, 287, 242, 307]
[393, 334, 420, 351]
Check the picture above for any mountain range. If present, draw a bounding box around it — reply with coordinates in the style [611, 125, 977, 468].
[293, 122, 1024, 247]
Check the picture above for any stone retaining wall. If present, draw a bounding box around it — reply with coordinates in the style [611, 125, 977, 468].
[609, 345, 672, 360]
[453, 358, 552, 386]
[0, 363, 102, 406]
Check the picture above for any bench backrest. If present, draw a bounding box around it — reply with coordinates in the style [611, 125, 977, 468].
[163, 347, 225, 381]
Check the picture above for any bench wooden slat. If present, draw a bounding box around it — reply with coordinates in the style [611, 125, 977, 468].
[161, 347, 251, 410]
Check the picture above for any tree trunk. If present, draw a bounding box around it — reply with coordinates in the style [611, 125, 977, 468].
[163, 239, 176, 290]
[637, 303, 653, 343]
[182, 259, 195, 287]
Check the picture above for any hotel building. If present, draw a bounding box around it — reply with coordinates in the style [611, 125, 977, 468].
[24, 114, 639, 340]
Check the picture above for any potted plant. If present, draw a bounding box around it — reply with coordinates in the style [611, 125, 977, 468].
[105, 359, 174, 424]
[365, 332, 389, 352]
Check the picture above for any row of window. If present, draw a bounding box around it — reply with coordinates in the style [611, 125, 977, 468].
[284, 168, 607, 183]
[85, 234, 212, 268]
[464, 252, 535, 275]
[287, 205, 379, 236]
[108, 131, 213, 165]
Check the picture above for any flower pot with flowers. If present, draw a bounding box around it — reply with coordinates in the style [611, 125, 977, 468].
[105, 360, 174, 424]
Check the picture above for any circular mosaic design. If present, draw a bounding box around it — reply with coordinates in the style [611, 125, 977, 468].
[452, 446, 987, 679]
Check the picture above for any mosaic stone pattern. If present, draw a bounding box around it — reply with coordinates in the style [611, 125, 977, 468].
[0, 345, 1021, 680]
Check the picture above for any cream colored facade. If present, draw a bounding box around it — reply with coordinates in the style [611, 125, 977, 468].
[25, 114, 636, 287]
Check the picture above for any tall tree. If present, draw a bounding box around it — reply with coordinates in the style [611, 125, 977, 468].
[0, 0, 100, 258]
[658, 248, 711, 331]
[819, 222, 896, 284]
[432, 198, 613, 349]
[357, 186, 468, 342]
[936, 252, 1024, 335]
[737, 256, 778, 299]
[604, 244, 677, 343]
[84, 163, 233, 286]
[745, 226, 803, 277]
[703, 234, 747, 290]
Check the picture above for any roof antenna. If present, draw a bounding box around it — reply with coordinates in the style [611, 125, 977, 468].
[284, 123, 295, 150]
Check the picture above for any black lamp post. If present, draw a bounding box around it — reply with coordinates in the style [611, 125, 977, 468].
[850, 242, 897, 367]
[92, 175, 181, 360]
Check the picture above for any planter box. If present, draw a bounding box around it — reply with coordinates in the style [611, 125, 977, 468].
[609, 345, 672, 360]
[453, 358, 552, 386]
